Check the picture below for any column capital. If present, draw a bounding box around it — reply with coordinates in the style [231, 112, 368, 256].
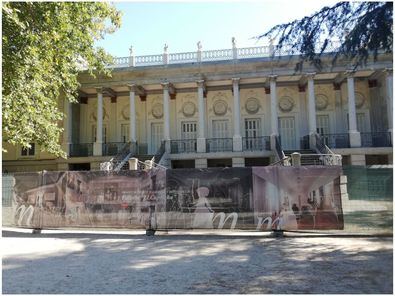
[333, 82, 342, 90]
[161, 82, 169, 90]
[345, 69, 356, 77]
[268, 75, 277, 82]
[384, 68, 393, 76]
[306, 72, 316, 80]
[126, 84, 136, 92]
[196, 80, 205, 87]
[232, 77, 240, 84]
[95, 87, 103, 94]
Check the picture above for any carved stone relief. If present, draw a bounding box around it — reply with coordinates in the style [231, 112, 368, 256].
[278, 96, 295, 112]
[245, 98, 260, 114]
[315, 94, 329, 111]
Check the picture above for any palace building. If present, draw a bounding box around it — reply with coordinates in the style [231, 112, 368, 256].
[2, 40, 393, 172]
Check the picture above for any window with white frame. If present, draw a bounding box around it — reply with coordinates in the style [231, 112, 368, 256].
[212, 120, 229, 138]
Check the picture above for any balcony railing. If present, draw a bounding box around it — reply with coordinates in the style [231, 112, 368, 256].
[170, 139, 197, 154]
[322, 134, 350, 149]
[69, 143, 93, 157]
[361, 132, 392, 147]
[206, 138, 233, 153]
[242, 137, 270, 151]
[102, 142, 129, 156]
[107, 41, 342, 68]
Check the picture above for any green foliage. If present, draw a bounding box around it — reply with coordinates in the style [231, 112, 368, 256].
[258, 2, 393, 71]
[2, 2, 121, 157]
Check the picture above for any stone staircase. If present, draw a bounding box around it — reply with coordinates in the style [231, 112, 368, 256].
[283, 149, 324, 166]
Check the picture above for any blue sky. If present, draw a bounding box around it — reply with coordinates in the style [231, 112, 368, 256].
[96, 0, 339, 57]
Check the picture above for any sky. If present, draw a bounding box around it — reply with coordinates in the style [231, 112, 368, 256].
[96, 0, 339, 58]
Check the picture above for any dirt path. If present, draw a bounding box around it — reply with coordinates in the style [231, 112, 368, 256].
[2, 229, 393, 294]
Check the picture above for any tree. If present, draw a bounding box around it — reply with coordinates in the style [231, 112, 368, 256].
[2, 2, 121, 157]
[258, 1, 393, 71]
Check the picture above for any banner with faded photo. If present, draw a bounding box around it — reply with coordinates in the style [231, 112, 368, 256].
[252, 166, 344, 230]
[10, 166, 343, 230]
[165, 168, 253, 229]
[11, 169, 166, 229]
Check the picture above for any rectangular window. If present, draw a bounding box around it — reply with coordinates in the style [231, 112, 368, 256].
[121, 124, 130, 143]
[21, 143, 35, 156]
[245, 118, 261, 138]
[181, 122, 197, 139]
[92, 125, 107, 143]
[212, 120, 229, 138]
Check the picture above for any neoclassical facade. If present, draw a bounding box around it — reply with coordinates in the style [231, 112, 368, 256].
[2, 42, 393, 172]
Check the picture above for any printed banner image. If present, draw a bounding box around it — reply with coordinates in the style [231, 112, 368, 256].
[252, 166, 344, 230]
[12, 169, 166, 229]
[165, 168, 253, 229]
[10, 166, 343, 231]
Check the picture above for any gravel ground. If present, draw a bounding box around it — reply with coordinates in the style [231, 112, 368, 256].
[2, 229, 393, 294]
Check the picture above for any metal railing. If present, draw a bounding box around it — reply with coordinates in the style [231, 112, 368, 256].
[206, 138, 233, 152]
[69, 143, 93, 157]
[273, 135, 291, 166]
[102, 142, 129, 156]
[152, 141, 166, 167]
[105, 142, 138, 171]
[323, 133, 350, 149]
[315, 134, 342, 166]
[170, 139, 197, 154]
[361, 132, 392, 147]
[242, 136, 270, 151]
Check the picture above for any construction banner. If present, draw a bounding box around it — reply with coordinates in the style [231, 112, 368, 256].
[9, 166, 343, 230]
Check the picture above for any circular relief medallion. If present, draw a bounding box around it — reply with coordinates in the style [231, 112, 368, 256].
[152, 103, 163, 119]
[245, 98, 260, 114]
[315, 94, 329, 111]
[355, 93, 366, 109]
[279, 97, 294, 112]
[121, 106, 130, 120]
[213, 100, 228, 116]
[182, 102, 196, 117]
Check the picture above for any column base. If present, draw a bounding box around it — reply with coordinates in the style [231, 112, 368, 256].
[349, 131, 361, 148]
[232, 157, 245, 167]
[233, 135, 242, 152]
[270, 134, 278, 151]
[309, 132, 317, 149]
[197, 138, 206, 153]
[195, 158, 207, 168]
[164, 140, 171, 154]
[61, 142, 70, 157]
[350, 154, 366, 166]
[93, 142, 103, 156]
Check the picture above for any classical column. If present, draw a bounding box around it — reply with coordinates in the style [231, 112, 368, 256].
[307, 73, 317, 148]
[127, 84, 137, 143]
[232, 78, 242, 152]
[161, 82, 171, 152]
[196, 80, 206, 153]
[385, 68, 393, 140]
[298, 85, 308, 137]
[346, 70, 361, 147]
[62, 98, 72, 156]
[333, 83, 344, 133]
[93, 87, 103, 156]
[269, 75, 278, 150]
